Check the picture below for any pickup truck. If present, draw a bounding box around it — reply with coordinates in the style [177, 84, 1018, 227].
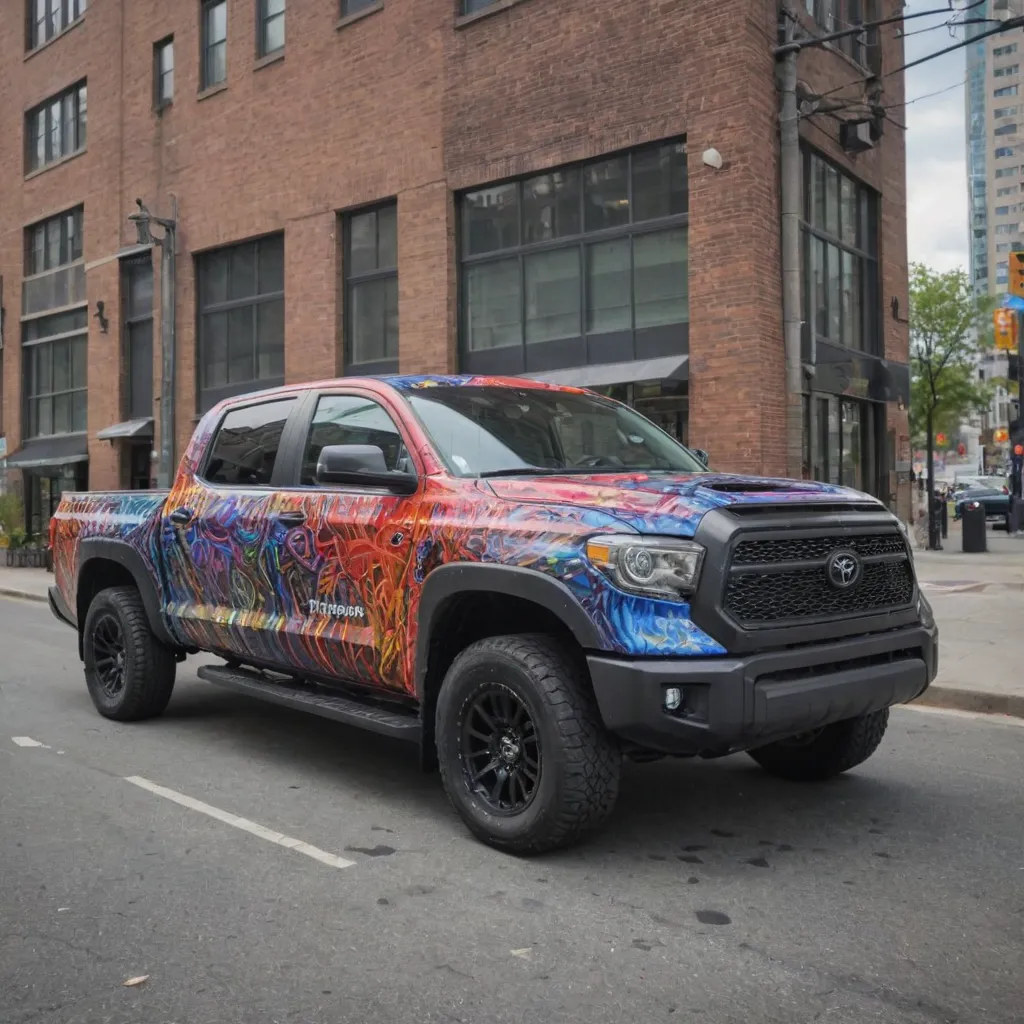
[49, 375, 938, 854]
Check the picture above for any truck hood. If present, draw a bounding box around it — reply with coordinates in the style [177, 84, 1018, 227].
[484, 472, 876, 537]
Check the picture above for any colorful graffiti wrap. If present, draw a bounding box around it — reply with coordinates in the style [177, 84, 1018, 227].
[51, 375, 861, 698]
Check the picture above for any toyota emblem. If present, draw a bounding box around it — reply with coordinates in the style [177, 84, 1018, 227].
[826, 549, 862, 590]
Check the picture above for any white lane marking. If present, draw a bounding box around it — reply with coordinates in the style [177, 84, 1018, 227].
[123, 776, 356, 869]
[12, 736, 48, 748]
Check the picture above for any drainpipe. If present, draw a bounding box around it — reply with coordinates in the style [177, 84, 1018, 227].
[157, 198, 177, 491]
[779, 14, 805, 480]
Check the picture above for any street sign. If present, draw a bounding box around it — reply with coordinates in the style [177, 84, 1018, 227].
[994, 307, 1018, 351]
[1010, 252, 1024, 299]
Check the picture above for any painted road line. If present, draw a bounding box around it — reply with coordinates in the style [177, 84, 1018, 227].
[12, 736, 48, 748]
[123, 776, 356, 869]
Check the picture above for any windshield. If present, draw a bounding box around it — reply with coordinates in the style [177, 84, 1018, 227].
[403, 386, 707, 477]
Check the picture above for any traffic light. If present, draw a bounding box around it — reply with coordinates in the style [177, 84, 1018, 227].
[1010, 251, 1024, 299]
[994, 308, 1017, 351]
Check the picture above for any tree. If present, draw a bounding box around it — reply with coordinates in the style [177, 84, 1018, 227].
[908, 264, 993, 548]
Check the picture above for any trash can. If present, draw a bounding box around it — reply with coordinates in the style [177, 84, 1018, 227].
[962, 501, 988, 553]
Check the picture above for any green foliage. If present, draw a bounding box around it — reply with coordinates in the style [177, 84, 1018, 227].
[908, 263, 993, 446]
[0, 490, 25, 545]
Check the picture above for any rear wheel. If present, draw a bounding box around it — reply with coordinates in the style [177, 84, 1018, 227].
[83, 586, 176, 721]
[435, 634, 621, 855]
[747, 709, 889, 782]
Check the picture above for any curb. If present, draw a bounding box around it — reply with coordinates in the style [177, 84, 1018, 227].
[912, 685, 1024, 721]
[0, 587, 48, 604]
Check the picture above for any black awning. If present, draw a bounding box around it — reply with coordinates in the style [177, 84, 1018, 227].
[522, 354, 690, 390]
[96, 417, 154, 440]
[5, 433, 88, 469]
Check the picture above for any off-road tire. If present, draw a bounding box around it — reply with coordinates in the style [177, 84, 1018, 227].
[435, 634, 622, 855]
[83, 586, 176, 721]
[747, 709, 890, 782]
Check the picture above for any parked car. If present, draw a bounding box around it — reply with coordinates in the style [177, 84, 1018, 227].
[954, 484, 1011, 526]
[47, 375, 938, 854]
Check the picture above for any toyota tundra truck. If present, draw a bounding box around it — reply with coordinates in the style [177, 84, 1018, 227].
[49, 375, 938, 854]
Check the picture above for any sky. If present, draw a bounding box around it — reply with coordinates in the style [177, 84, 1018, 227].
[903, 1, 977, 273]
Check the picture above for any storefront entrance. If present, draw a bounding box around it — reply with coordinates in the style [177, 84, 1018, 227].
[25, 462, 88, 540]
[809, 394, 882, 497]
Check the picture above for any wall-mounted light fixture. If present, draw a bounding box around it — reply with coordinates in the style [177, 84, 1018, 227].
[94, 300, 109, 334]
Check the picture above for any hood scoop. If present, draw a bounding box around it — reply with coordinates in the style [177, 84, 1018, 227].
[697, 479, 807, 493]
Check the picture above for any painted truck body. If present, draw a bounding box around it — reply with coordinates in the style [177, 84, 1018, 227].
[49, 375, 938, 853]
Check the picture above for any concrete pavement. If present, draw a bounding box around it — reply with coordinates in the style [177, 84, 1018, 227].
[2, 593, 1023, 1024]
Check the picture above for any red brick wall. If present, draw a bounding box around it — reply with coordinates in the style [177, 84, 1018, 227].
[0, 0, 908, 497]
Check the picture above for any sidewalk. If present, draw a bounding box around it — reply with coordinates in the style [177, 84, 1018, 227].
[0, 535, 1021, 718]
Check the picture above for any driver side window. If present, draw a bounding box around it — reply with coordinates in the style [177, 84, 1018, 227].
[300, 394, 410, 485]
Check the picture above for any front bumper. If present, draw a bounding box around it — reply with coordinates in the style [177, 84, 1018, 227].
[588, 623, 938, 757]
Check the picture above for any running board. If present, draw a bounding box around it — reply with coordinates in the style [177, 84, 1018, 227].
[196, 665, 421, 741]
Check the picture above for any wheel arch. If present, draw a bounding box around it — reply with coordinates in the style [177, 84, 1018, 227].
[77, 539, 179, 657]
[415, 564, 602, 770]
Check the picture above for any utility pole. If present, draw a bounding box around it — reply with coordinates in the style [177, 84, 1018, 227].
[779, 12, 804, 480]
[128, 198, 178, 490]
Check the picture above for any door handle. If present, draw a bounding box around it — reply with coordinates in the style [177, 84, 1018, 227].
[168, 507, 194, 526]
[275, 511, 307, 528]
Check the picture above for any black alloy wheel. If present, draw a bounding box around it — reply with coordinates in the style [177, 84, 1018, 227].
[459, 683, 541, 814]
[91, 613, 128, 698]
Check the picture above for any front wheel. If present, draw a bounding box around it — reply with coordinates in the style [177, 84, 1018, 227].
[747, 709, 889, 782]
[83, 586, 176, 721]
[435, 635, 622, 855]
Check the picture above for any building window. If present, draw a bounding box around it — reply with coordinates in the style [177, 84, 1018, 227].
[23, 206, 86, 317]
[995, 123, 1018, 136]
[461, 0, 499, 13]
[25, 81, 86, 174]
[995, 223, 1017, 235]
[803, 0, 880, 72]
[998, 185, 1019, 196]
[341, 0, 377, 13]
[154, 37, 174, 107]
[996, 205, 1011, 215]
[995, 165, 1020, 178]
[995, 85, 1020, 97]
[196, 234, 284, 413]
[459, 140, 689, 376]
[997, 242, 1011, 253]
[122, 257, 154, 420]
[994, 107, 1018, 120]
[810, 395, 878, 494]
[201, 0, 227, 89]
[803, 150, 879, 353]
[23, 309, 88, 439]
[995, 146, 1016, 158]
[27, 0, 86, 52]
[995, 43, 1019, 57]
[343, 203, 398, 373]
[258, 0, 284, 56]
[994, 64, 1019, 78]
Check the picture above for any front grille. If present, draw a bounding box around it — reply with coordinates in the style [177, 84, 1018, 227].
[723, 530, 915, 627]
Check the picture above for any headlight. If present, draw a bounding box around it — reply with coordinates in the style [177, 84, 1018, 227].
[585, 535, 705, 600]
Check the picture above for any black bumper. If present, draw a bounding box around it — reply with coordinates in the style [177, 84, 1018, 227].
[48, 586, 76, 630]
[588, 624, 939, 757]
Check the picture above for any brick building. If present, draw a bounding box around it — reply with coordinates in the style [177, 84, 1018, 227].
[0, 0, 911, 539]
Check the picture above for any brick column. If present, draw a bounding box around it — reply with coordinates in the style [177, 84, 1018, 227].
[284, 212, 340, 384]
[86, 258, 124, 491]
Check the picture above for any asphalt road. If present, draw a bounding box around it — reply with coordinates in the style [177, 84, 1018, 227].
[2, 595, 1023, 1024]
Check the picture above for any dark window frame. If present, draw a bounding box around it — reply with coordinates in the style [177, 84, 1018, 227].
[457, 138, 690, 378]
[200, 0, 227, 90]
[21, 308, 89, 440]
[154, 36, 174, 108]
[121, 256, 154, 421]
[25, 80, 87, 174]
[25, 0, 87, 52]
[195, 233, 285, 414]
[801, 147, 881, 356]
[340, 0, 379, 15]
[803, 0, 881, 74]
[342, 201, 399, 376]
[24, 206, 84, 278]
[257, 0, 285, 56]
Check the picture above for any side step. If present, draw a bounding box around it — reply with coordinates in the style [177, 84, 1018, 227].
[196, 665, 421, 742]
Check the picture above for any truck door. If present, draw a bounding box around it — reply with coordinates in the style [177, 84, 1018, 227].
[269, 390, 424, 694]
[161, 394, 308, 661]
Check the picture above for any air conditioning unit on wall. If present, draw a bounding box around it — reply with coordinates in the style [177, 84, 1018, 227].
[839, 119, 875, 153]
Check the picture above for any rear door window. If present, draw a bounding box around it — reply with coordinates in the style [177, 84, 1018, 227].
[203, 397, 298, 486]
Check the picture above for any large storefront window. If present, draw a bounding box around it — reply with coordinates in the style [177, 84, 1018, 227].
[196, 233, 284, 413]
[811, 394, 879, 495]
[803, 150, 879, 354]
[459, 140, 689, 376]
[23, 309, 88, 438]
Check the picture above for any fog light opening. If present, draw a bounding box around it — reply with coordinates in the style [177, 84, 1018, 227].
[664, 687, 683, 711]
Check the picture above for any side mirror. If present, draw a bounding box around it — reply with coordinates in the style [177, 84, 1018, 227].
[693, 448, 710, 468]
[315, 444, 418, 494]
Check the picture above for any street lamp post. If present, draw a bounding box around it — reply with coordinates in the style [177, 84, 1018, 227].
[128, 198, 178, 490]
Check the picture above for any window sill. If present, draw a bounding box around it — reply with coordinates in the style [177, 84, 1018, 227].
[455, 0, 531, 29]
[336, 2, 384, 31]
[255, 49, 285, 71]
[24, 14, 85, 61]
[198, 81, 228, 102]
[24, 147, 87, 182]
[154, 99, 173, 115]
